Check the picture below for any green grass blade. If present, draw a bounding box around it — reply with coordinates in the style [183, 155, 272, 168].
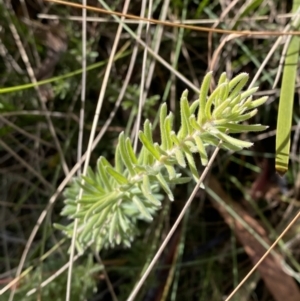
[276, 2, 300, 175]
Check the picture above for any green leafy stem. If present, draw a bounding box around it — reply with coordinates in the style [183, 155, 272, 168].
[55, 72, 268, 252]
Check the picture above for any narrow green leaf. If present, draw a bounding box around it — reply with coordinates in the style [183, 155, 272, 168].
[212, 98, 232, 119]
[139, 131, 161, 160]
[240, 87, 258, 101]
[137, 146, 145, 164]
[198, 72, 213, 125]
[79, 194, 105, 203]
[160, 103, 168, 150]
[144, 119, 154, 142]
[60, 206, 77, 217]
[135, 164, 159, 176]
[106, 166, 129, 185]
[78, 177, 105, 195]
[170, 131, 181, 146]
[205, 83, 226, 119]
[218, 72, 227, 85]
[132, 164, 148, 173]
[119, 132, 135, 176]
[214, 131, 253, 149]
[141, 175, 161, 206]
[132, 196, 153, 221]
[169, 177, 191, 184]
[80, 230, 93, 245]
[63, 185, 78, 198]
[97, 157, 112, 191]
[115, 233, 121, 245]
[216, 82, 229, 107]
[230, 109, 257, 122]
[156, 173, 174, 201]
[185, 151, 199, 181]
[164, 114, 174, 150]
[80, 173, 95, 187]
[93, 204, 113, 229]
[246, 96, 268, 109]
[143, 119, 159, 165]
[182, 96, 193, 134]
[181, 140, 195, 157]
[94, 237, 104, 252]
[123, 239, 132, 248]
[162, 157, 178, 166]
[189, 115, 202, 132]
[99, 156, 114, 169]
[115, 144, 124, 173]
[126, 138, 138, 164]
[73, 209, 88, 218]
[155, 143, 169, 157]
[218, 123, 268, 133]
[178, 90, 189, 139]
[203, 135, 242, 151]
[117, 207, 129, 233]
[92, 193, 122, 215]
[95, 171, 106, 191]
[86, 167, 97, 182]
[139, 145, 154, 166]
[174, 148, 186, 167]
[222, 107, 231, 116]
[228, 73, 249, 97]
[185, 141, 197, 153]
[63, 199, 76, 206]
[190, 99, 199, 114]
[84, 191, 120, 222]
[75, 241, 85, 255]
[241, 96, 253, 108]
[228, 94, 241, 108]
[80, 214, 99, 242]
[109, 212, 118, 244]
[165, 164, 177, 180]
[53, 223, 68, 232]
[194, 135, 208, 166]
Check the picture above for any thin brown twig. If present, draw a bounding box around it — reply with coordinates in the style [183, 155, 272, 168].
[45, 0, 300, 36]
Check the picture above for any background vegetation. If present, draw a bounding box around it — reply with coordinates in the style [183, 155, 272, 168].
[0, 0, 300, 300]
